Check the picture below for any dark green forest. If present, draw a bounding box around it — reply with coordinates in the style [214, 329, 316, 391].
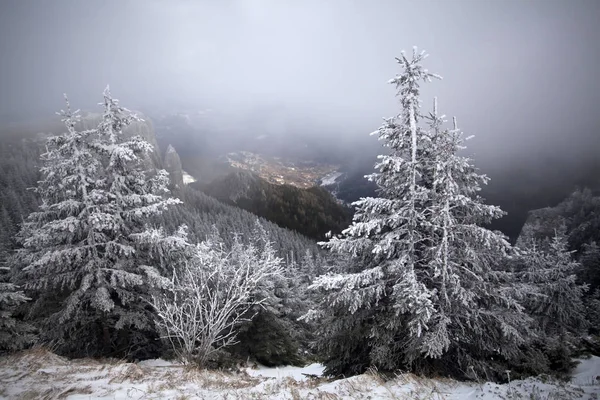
[196, 170, 352, 241]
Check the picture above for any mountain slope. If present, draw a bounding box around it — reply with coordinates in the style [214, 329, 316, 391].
[195, 170, 353, 240]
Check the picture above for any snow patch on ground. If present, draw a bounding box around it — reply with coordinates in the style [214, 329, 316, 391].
[182, 170, 196, 184]
[320, 171, 342, 187]
[573, 355, 600, 385]
[1, 350, 599, 399]
[137, 358, 175, 368]
[245, 362, 325, 380]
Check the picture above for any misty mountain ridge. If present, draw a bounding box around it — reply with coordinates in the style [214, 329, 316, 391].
[4, 105, 600, 246]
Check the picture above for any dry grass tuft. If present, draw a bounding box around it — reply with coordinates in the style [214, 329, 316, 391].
[14, 384, 94, 400]
[1, 346, 69, 371]
[186, 368, 260, 390]
[313, 391, 341, 399]
[14, 389, 44, 400]
[108, 363, 146, 383]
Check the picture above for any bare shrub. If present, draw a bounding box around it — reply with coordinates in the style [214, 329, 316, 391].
[151, 230, 283, 366]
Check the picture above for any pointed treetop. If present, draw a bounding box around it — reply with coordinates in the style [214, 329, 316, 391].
[390, 47, 442, 91]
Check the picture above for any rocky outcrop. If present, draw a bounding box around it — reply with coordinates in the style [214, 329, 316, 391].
[164, 144, 184, 188]
[203, 170, 260, 203]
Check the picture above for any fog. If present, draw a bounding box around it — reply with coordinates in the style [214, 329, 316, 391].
[1, 0, 599, 173]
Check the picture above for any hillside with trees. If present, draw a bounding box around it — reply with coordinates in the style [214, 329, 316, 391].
[196, 170, 353, 240]
[0, 90, 324, 366]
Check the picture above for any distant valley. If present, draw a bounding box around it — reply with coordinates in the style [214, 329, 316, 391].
[152, 109, 378, 204]
[222, 151, 339, 189]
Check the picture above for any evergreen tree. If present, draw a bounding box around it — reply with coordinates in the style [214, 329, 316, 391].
[13, 88, 183, 358]
[0, 207, 16, 264]
[580, 241, 600, 294]
[515, 229, 589, 373]
[304, 48, 528, 380]
[519, 230, 588, 338]
[586, 288, 600, 335]
[0, 266, 36, 353]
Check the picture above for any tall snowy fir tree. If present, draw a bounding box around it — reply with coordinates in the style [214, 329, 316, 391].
[304, 48, 530, 380]
[12, 88, 185, 358]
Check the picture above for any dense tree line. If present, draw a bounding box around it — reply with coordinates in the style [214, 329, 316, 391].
[0, 90, 322, 365]
[0, 139, 41, 265]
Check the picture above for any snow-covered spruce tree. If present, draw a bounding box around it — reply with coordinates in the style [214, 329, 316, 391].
[0, 266, 36, 353]
[580, 241, 600, 295]
[586, 289, 600, 335]
[515, 228, 589, 373]
[582, 242, 600, 337]
[304, 48, 529, 380]
[13, 88, 183, 358]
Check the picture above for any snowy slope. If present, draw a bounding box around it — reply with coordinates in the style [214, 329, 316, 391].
[182, 170, 196, 184]
[320, 171, 343, 187]
[1, 350, 598, 399]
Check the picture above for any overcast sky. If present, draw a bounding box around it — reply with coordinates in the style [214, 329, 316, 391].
[1, 0, 599, 168]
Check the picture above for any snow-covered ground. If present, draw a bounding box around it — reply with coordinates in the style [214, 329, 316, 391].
[1, 349, 599, 399]
[245, 362, 325, 381]
[182, 170, 196, 184]
[320, 171, 342, 187]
